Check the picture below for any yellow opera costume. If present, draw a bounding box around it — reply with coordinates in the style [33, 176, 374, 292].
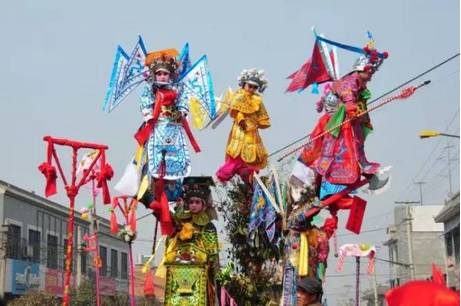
[216, 68, 271, 183]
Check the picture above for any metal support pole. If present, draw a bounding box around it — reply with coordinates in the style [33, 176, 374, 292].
[356, 256, 360, 306]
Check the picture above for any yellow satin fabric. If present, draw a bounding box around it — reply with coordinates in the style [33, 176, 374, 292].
[298, 231, 309, 276]
[225, 88, 271, 168]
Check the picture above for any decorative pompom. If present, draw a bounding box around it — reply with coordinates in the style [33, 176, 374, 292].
[382, 51, 389, 59]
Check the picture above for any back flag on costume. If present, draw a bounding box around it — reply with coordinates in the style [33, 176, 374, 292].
[286, 40, 333, 93]
[178, 43, 192, 79]
[178, 55, 217, 129]
[103, 36, 148, 113]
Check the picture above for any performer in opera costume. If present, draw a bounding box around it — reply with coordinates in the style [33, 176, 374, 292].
[298, 44, 388, 199]
[216, 68, 271, 184]
[135, 48, 196, 180]
[162, 176, 220, 306]
[281, 180, 336, 306]
[104, 38, 217, 235]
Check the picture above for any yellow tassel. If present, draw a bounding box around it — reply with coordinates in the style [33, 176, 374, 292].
[134, 145, 144, 171]
[137, 175, 149, 200]
[298, 231, 309, 276]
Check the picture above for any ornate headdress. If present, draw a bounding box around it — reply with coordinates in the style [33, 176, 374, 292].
[352, 45, 389, 73]
[182, 176, 215, 206]
[238, 68, 268, 93]
[145, 48, 180, 79]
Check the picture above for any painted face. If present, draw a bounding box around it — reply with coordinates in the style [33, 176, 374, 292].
[155, 70, 171, 83]
[244, 82, 258, 94]
[188, 197, 204, 214]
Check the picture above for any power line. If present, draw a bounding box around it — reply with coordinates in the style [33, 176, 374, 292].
[269, 53, 460, 158]
[397, 108, 460, 201]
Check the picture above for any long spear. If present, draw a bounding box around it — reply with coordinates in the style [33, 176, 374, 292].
[277, 80, 431, 162]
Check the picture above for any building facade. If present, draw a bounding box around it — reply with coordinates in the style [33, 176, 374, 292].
[0, 180, 129, 301]
[384, 205, 445, 287]
[434, 192, 460, 290]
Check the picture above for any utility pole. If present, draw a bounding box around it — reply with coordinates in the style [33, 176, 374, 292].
[414, 182, 426, 206]
[373, 268, 378, 306]
[444, 144, 454, 196]
[406, 205, 416, 280]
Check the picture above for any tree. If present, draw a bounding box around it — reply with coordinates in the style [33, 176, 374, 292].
[8, 290, 59, 306]
[216, 181, 283, 306]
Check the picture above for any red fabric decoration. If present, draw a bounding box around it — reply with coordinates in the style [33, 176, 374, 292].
[286, 41, 332, 92]
[432, 263, 445, 286]
[96, 164, 113, 204]
[110, 210, 119, 234]
[143, 269, 155, 296]
[334, 196, 354, 210]
[110, 198, 119, 234]
[385, 281, 459, 306]
[38, 162, 57, 197]
[322, 214, 338, 239]
[134, 120, 155, 146]
[345, 196, 367, 234]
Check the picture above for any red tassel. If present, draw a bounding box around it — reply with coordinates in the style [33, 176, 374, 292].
[96, 164, 113, 204]
[143, 269, 155, 296]
[110, 210, 119, 234]
[128, 202, 137, 232]
[38, 162, 57, 197]
[110, 198, 119, 234]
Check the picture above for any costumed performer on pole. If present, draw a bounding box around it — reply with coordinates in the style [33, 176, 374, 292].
[216, 68, 271, 184]
[298, 43, 389, 199]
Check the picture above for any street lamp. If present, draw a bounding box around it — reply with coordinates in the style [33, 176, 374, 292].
[419, 130, 460, 139]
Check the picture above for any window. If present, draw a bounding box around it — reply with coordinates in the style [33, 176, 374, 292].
[111, 249, 118, 278]
[100, 246, 107, 276]
[7, 224, 21, 259]
[47, 234, 58, 269]
[28, 229, 41, 263]
[121, 252, 128, 279]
